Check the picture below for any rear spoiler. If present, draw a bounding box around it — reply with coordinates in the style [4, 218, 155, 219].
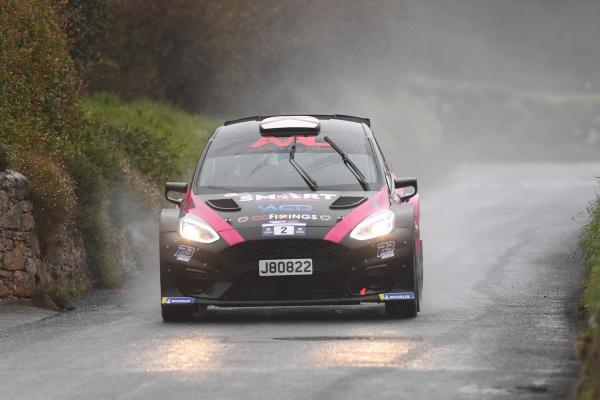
[224, 114, 370, 127]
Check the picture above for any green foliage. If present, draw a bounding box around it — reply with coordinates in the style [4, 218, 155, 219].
[60, 118, 122, 287]
[0, 0, 114, 286]
[65, 97, 215, 286]
[0, 141, 11, 171]
[583, 196, 600, 335]
[12, 152, 78, 249]
[0, 0, 80, 148]
[577, 193, 600, 399]
[80, 93, 218, 178]
[0, 0, 81, 249]
[64, 0, 109, 71]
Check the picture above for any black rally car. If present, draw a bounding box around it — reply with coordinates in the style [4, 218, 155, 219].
[159, 115, 423, 321]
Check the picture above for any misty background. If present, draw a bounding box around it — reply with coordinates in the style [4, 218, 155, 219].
[90, 0, 600, 176]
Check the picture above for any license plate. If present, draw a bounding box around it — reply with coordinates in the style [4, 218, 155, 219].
[258, 259, 313, 276]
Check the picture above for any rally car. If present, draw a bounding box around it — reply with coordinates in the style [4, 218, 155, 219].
[159, 115, 423, 321]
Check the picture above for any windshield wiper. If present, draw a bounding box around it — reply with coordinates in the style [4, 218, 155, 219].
[289, 136, 319, 191]
[324, 136, 369, 191]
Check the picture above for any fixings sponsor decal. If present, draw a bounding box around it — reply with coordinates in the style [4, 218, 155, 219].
[174, 245, 195, 262]
[161, 297, 195, 304]
[226, 192, 337, 202]
[237, 214, 332, 223]
[379, 292, 414, 301]
[259, 204, 313, 212]
[268, 213, 330, 221]
[261, 221, 307, 237]
[377, 241, 395, 259]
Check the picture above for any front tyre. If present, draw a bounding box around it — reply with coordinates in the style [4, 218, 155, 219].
[161, 304, 205, 322]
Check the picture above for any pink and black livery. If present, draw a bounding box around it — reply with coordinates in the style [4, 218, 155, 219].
[159, 115, 423, 321]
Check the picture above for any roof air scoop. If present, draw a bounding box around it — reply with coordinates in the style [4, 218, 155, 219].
[259, 116, 320, 136]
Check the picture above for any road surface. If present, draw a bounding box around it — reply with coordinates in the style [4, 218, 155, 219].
[0, 162, 598, 399]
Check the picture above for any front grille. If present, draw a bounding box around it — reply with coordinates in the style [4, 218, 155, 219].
[218, 239, 350, 301]
[223, 275, 347, 301]
[219, 239, 348, 269]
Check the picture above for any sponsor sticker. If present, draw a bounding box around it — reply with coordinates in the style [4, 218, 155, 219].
[161, 297, 195, 304]
[377, 241, 395, 259]
[228, 192, 337, 202]
[259, 204, 313, 213]
[379, 292, 414, 301]
[261, 221, 307, 237]
[269, 213, 317, 221]
[238, 214, 332, 224]
[174, 245, 195, 262]
[249, 136, 331, 149]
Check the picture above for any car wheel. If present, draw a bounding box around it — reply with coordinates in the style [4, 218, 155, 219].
[161, 304, 198, 322]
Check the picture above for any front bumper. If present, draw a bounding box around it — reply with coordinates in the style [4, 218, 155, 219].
[160, 228, 416, 306]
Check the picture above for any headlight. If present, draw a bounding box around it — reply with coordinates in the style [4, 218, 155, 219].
[350, 209, 395, 240]
[178, 214, 220, 243]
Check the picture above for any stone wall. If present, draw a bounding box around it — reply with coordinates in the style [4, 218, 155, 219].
[0, 170, 90, 303]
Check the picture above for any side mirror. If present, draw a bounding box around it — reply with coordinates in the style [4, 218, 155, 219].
[394, 177, 417, 202]
[165, 182, 188, 205]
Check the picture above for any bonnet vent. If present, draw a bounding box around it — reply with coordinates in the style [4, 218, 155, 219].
[330, 196, 367, 210]
[205, 198, 241, 212]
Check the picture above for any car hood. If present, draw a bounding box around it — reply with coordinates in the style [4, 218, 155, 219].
[184, 190, 388, 230]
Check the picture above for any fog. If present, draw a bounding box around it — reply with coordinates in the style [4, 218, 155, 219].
[226, 0, 600, 175]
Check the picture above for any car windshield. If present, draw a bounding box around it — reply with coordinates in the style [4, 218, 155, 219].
[196, 131, 381, 193]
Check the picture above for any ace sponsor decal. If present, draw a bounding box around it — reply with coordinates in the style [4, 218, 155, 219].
[259, 204, 313, 213]
[261, 221, 307, 237]
[174, 245, 195, 262]
[377, 241, 395, 259]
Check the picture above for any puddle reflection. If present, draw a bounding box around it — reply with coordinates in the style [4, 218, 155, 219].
[141, 337, 226, 373]
[311, 338, 419, 367]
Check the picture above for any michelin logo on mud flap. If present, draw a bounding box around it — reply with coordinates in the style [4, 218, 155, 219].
[379, 292, 414, 301]
[162, 297, 195, 304]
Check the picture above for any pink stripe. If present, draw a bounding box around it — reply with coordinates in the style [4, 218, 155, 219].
[184, 192, 245, 246]
[409, 194, 421, 253]
[409, 193, 420, 224]
[323, 188, 389, 243]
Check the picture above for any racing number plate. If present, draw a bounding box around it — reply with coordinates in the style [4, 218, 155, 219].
[258, 259, 313, 276]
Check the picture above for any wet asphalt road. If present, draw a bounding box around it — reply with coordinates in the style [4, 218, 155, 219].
[0, 162, 598, 400]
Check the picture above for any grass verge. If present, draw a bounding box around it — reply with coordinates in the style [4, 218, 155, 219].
[577, 192, 600, 399]
[80, 92, 219, 178]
